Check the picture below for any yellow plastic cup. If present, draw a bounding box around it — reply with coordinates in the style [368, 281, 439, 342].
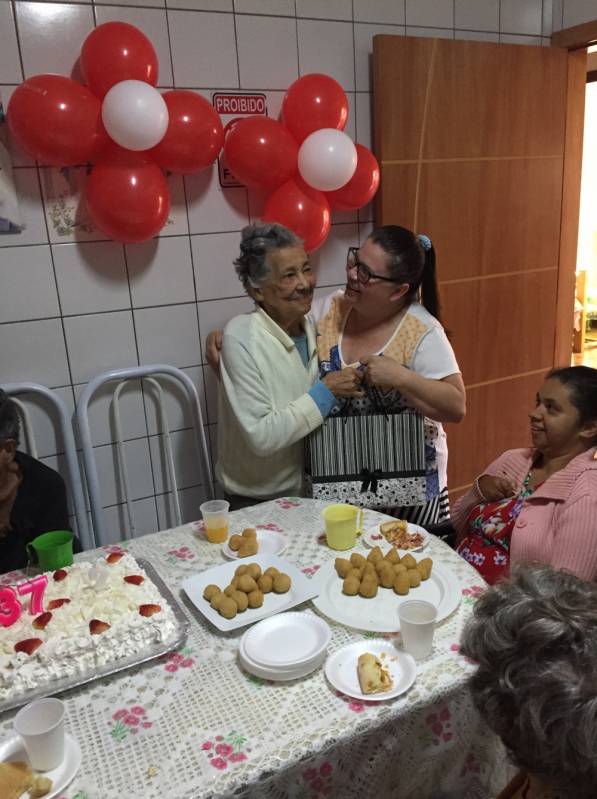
[322, 504, 363, 550]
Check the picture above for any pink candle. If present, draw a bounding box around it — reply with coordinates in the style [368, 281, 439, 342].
[17, 575, 49, 615]
[0, 586, 22, 627]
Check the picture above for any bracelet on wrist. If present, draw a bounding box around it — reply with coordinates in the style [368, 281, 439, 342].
[474, 477, 489, 502]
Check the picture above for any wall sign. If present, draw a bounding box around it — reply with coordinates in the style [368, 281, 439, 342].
[212, 92, 268, 187]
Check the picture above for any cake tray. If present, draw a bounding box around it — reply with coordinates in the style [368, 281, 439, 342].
[0, 557, 190, 716]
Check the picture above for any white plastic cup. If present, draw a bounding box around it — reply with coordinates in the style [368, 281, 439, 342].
[398, 600, 438, 660]
[14, 697, 65, 771]
[199, 499, 230, 544]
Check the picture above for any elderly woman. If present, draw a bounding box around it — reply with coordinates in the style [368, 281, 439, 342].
[460, 566, 597, 799]
[216, 223, 361, 509]
[454, 366, 597, 583]
[311, 225, 465, 524]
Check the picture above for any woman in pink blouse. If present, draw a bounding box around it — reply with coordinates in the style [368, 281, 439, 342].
[453, 366, 597, 584]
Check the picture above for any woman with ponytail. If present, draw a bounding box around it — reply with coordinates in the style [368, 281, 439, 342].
[311, 226, 465, 525]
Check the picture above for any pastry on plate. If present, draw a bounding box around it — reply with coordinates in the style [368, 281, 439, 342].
[357, 652, 394, 694]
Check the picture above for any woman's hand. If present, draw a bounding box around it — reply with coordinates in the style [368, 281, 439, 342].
[360, 355, 405, 390]
[476, 474, 517, 503]
[322, 368, 364, 398]
[206, 331, 223, 376]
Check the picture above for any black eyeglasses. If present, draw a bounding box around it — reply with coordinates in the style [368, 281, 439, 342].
[346, 247, 403, 285]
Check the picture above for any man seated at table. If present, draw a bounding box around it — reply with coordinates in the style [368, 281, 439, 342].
[0, 389, 79, 574]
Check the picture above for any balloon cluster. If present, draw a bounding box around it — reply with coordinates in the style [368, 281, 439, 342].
[7, 22, 224, 243]
[224, 74, 379, 251]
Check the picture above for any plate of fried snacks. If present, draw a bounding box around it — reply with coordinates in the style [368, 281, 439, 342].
[222, 527, 288, 560]
[182, 555, 319, 632]
[0, 734, 81, 799]
[362, 519, 430, 552]
[312, 546, 460, 633]
[325, 640, 416, 701]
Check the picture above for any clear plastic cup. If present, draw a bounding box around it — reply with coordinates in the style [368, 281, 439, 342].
[14, 697, 65, 771]
[200, 499, 230, 544]
[398, 600, 438, 660]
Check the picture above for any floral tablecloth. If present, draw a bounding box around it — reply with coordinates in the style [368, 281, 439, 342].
[1, 498, 512, 799]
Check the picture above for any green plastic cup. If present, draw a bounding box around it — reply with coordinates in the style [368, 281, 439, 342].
[26, 531, 74, 572]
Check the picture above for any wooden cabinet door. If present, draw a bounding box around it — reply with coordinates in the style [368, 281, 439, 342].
[373, 36, 586, 497]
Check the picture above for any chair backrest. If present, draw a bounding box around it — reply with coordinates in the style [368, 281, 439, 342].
[76, 364, 213, 547]
[2, 382, 92, 549]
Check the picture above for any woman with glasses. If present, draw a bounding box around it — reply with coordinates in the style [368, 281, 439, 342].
[311, 225, 465, 525]
[216, 223, 363, 510]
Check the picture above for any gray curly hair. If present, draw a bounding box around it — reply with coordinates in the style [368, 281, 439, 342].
[234, 223, 302, 291]
[460, 566, 597, 799]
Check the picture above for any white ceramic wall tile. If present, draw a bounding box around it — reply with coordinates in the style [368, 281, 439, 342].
[142, 364, 207, 434]
[2, 168, 48, 246]
[15, 2, 95, 80]
[197, 295, 253, 357]
[74, 379, 148, 447]
[542, 0, 553, 35]
[0, 86, 36, 167]
[162, 173, 190, 237]
[234, 0, 294, 14]
[297, 19, 354, 91]
[14, 385, 75, 459]
[0, 245, 59, 323]
[63, 311, 137, 383]
[40, 167, 105, 244]
[310, 223, 357, 288]
[563, 0, 597, 27]
[358, 219, 374, 243]
[236, 14, 298, 90]
[297, 0, 352, 21]
[127, 236, 195, 307]
[552, 0, 564, 31]
[354, 22, 405, 92]
[192, 231, 247, 301]
[53, 241, 130, 315]
[454, 0, 499, 31]
[149, 427, 206, 493]
[406, 27, 455, 38]
[354, 0, 405, 25]
[405, 0, 454, 29]
[454, 29, 499, 41]
[155, 483, 208, 530]
[134, 303, 201, 368]
[94, 5, 174, 87]
[93, 437, 155, 507]
[166, 0, 232, 9]
[101, 0, 164, 7]
[355, 92, 372, 149]
[500, 33, 543, 44]
[501, 0, 543, 34]
[184, 163, 249, 234]
[0, 3, 22, 83]
[101, 497, 159, 544]
[168, 10, 238, 87]
[1, 318, 70, 387]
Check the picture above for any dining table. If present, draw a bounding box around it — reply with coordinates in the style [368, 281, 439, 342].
[0, 497, 513, 799]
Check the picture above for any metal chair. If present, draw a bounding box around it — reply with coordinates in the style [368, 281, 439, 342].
[76, 364, 213, 547]
[2, 382, 92, 550]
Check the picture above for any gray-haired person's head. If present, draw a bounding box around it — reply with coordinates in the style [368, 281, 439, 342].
[460, 566, 597, 799]
[234, 223, 302, 292]
[0, 389, 20, 447]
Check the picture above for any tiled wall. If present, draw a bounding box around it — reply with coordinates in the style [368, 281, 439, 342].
[0, 0, 568, 543]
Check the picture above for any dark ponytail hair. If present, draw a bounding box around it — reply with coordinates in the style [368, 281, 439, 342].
[368, 225, 442, 322]
[547, 366, 597, 428]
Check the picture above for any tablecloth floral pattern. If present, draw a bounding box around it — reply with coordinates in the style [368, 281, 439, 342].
[0, 498, 512, 799]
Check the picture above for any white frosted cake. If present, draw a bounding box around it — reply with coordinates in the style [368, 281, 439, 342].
[0, 553, 178, 702]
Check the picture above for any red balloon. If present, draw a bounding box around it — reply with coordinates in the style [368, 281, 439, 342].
[81, 22, 158, 100]
[85, 148, 170, 243]
[224, 116, 298, 190]
[282, 74, 348, 144]
[7, 75, 108, 166]
[326, 144, 380, 211]
[263, 177, 330, 252]
[150, 91, 224, 174]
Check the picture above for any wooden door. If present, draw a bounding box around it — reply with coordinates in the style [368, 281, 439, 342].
[373, 36, 586, 499]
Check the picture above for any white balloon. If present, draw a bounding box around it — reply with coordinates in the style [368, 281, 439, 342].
[102, 80, 169, 151]
[298, 128, 357, 192]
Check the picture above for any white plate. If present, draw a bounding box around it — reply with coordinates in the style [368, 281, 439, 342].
[325, 640, 416, 701]
[239, 644, 325, 681]
[0, 733, 81, 799]
[312, 556, 461, 633]
[242, 611, 331, 668]
[222, 530, 288, 560]
[362, 522, 430, 552]
[182, 554, 319, 632]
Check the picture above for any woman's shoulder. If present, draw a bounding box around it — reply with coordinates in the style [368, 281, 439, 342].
[406, 301, 445, 331]
[223, 310, 257, 338]
[309, 289, 344, 324]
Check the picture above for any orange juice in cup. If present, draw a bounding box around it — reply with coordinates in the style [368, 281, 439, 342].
[200, 500, 230, 544]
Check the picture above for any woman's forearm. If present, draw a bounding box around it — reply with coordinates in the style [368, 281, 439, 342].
[394, 371, 466, 423]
